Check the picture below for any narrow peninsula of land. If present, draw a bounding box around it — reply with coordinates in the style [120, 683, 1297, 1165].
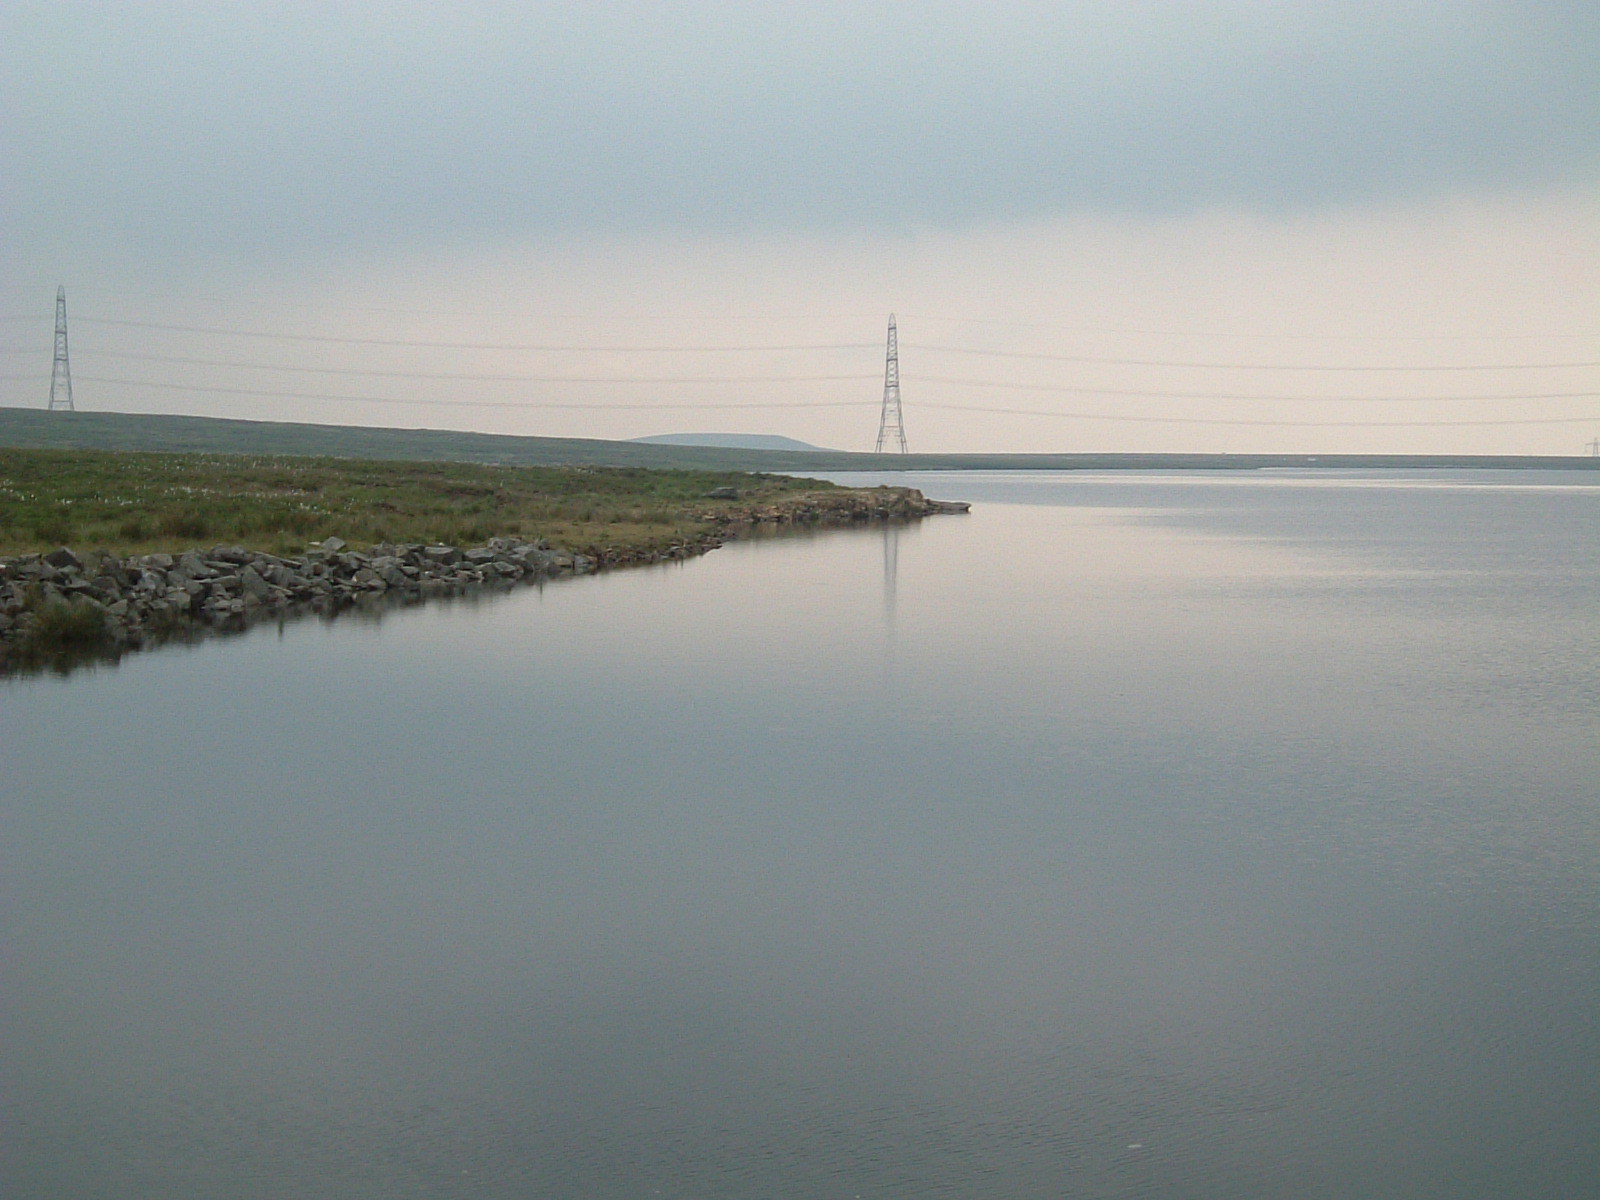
[0, 447, 966, 672]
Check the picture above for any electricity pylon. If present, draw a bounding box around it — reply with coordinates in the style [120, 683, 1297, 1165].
[875, 313, 907, 453]
[48, 286, 74, 412]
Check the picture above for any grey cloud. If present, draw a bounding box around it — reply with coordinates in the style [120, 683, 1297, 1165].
[3, 2, 1596, 265]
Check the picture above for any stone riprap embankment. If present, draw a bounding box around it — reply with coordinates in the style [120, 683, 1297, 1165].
[0, 486, 967, 666]
[0, 537, 596, 652]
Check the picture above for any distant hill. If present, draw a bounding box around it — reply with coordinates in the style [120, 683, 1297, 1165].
[0, 408, 852, 473]
[632, 433, 831, 452]
[1, 407, 1593, 474]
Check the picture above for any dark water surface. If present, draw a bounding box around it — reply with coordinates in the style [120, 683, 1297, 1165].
[3, 470, 1596, 1199]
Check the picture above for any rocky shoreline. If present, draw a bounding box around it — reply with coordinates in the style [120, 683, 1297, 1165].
[0, 486, 967, 670]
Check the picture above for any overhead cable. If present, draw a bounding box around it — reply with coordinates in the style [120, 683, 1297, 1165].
[71, 349, 878, 384]
[75, 376, 1599, 426]
[910, 376, 1600, 403]
[901, 313, 1600, 341]
[74, 318, 876, 353]
[919, 402, 1600, 428]
[59, 294, 1600, 340]
[905, 345, 1599, 371]
[74, 376, 874, 410]
[57, 351, 1596, 402]
[70, 288, 871, 324]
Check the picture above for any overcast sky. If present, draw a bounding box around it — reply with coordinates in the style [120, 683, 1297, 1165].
[2, 2, 1596, 453]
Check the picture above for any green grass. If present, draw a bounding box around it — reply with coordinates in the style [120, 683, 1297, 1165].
[0, 447, 837, 558]
[23, 596, 114, 648]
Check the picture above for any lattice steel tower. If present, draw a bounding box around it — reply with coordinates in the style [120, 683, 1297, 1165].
[875, 313, 907, 453]
[48, 286, 74, 412]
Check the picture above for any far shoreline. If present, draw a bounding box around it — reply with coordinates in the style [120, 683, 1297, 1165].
[2, 407, 1594, 475]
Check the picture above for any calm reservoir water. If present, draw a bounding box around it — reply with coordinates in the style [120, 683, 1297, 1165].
[2, 470, 1597, 1198]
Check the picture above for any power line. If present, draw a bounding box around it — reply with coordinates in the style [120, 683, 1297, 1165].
[74, 376, 876, 410]
[48, 287, 74, 412]
[911, 376, 1600, 403]
[74, 375, 1598, 426]
[905, 345, 1599, 371]
[30, 313, 1598, 367]
[35, 360, 1596, 402]
[54, 293, 1600, 341]
[67, 287, 875, 324]
[876, 314, 907, 453]
[60, 319, 1596, 370]
[68, 349, 878, 384]
[902, 312, 1600, 342]
[919, 401, 1600, 428]
[12, 348, 1592, 400]
[74, 317, 876, 352]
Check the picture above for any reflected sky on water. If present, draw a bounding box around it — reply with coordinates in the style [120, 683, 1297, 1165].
[2, 470, 1596, 1199]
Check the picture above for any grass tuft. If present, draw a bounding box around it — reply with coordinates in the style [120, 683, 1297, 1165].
[25, 598, 113, 649]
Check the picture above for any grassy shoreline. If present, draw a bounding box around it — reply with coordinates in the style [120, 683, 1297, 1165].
[0, 447, 876, 560]
[0, 448, 960, 673]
